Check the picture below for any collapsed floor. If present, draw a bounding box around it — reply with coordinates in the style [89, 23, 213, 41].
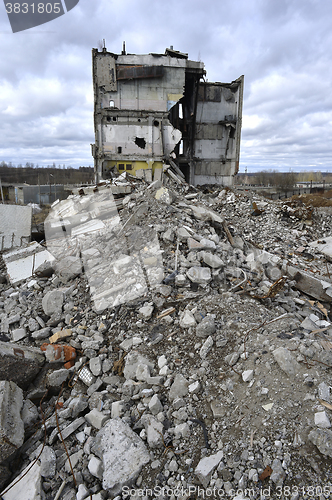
[1, 175, 332, 500]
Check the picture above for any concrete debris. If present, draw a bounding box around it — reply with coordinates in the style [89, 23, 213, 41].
[0, 204, 32, 251]
[91, 419, 150, 494]
[0, 381, 24, 462]
[2, 178, 332, 496]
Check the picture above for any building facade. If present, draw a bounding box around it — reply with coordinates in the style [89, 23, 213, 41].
[92, 45, 243, 186]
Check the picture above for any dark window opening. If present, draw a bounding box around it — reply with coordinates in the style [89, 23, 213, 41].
[154, 120, 159, 127]
[118, 147, 122, 153]
[113, 116, 117, 121]
[118, 164, 125, 171]
[134, 137, 146, 149]
[138, 118, 141, 122]
[126, 164, 132, 170]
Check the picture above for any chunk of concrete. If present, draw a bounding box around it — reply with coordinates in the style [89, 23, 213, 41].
[0, 341, 45, 389]
[272, 347, 301, 377]
[309, 428, 332, 457]
[179, 310, 196, 328]
[0, 381, 24, 463]
[2, 461, 41, 500]
[55, 256, 82, 283]
[186, 267, 211, 284]
[202, 252, 224, 269]
[195, 450, 224, 487]
[196, 315, 216, 337]
[284, 264, 332, 302]
[169, 374, 189, 401]
[42, 290, 64, 316]
[123, 351, 154, 380]
[91, 419, 150, 495]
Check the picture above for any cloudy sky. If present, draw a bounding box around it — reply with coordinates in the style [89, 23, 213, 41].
[1, 0, 332, 172]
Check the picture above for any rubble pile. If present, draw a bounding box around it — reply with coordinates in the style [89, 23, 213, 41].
[1, 176, 332, 499]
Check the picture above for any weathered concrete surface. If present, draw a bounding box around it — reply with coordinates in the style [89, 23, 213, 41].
[91, 419, 150, 494]
[0, 342, 45, 389]
[2, 461, 41, 500]
[0, 381, 24, 463]
[3, 242, 55, 284]
[308, 428, 332, 457]
[284, 263, 332, 302]
[0, 204, 32, 251]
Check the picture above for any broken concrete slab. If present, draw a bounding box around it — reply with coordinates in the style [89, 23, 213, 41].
[1, 461, 41, 500]
[0, 204, 32, 251]
[309, 428, 332, 457]
[91, 419, 150, 495]
[0, 342, 45, 389]
[3, 242, 55, 284]
[283, 263, 332, 302]
[309, 236, 332, 261]
[186, 266, 211, 284]
[0, 380, 24, 463]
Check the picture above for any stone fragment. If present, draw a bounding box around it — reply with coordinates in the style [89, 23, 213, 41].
[309, 428, 332, 457]
[111, 400, 125, 419]
[88, 455, 103, 480]
[46, 368, 69, 388]
[49, 329, 72, 344]
[174, 422, 190, 438]
[31, 327, 51, 339]
[89, 357, 102, 377]
[141, 415, 163, 448]
[123, 352, 154, 380]
[242, 370, 254, 382]
[179, 310, 196, 328]
[272, 347, 301, 376]
[202, 252, 224, 269]
[91, 419, 150, 494]
[42, 290, 64, 316]
[0, 341, 45, 389]
[21, 399, 39, 428]
[318, 382, 330, 402]
[195, 451, 224, 487]
[210, 400, 226, 417]
[315, 411, 331, 428]
[138, 305, 154, 320]
[200, 336, 213, 359]
[60, 416, 85, 440]
[40, 446, 56, 478]
[169, 374, 189, 401]
[188, 381, 200, 394]
[0, 381, 24, 462]
[155, 187, 174, 204]
[196, 316, 216, 337]
[187, 266, 211, 284]
[270, 458, 286, 486]
[149, 394, 163, 415]
[85, 409, 109, 430]
[55, 256, 82, 283]
[11, 328, 27, 342]
[76, 484, 90, 500]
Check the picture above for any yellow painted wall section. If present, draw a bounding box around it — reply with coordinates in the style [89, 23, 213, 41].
[104, 160, 163, 175]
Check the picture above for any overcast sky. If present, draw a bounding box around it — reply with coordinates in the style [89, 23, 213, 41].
[1, 0, 332, 172]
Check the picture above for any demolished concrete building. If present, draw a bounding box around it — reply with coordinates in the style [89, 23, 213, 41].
[92, 45, 244, 186]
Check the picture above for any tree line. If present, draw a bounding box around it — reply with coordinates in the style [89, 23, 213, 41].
[0, 162, 94, 185]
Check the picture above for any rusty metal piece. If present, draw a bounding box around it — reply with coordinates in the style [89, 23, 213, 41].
[252, 276, 287, 300]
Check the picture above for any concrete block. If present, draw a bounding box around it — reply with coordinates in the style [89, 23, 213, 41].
[195, 450, 224, 487]
[2, 461, 41, 500]
[0, 341, 45, 389]
[88, 455, 103, 479]
[0, 204, 32, 251]
[315, 411, 331, 428]
[85, 409, 109, 429]
[186, 266, 211, 284]
[42, 290, 64, 316]
[91, 419, 150, 495]
[0, 381, 24, 463]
